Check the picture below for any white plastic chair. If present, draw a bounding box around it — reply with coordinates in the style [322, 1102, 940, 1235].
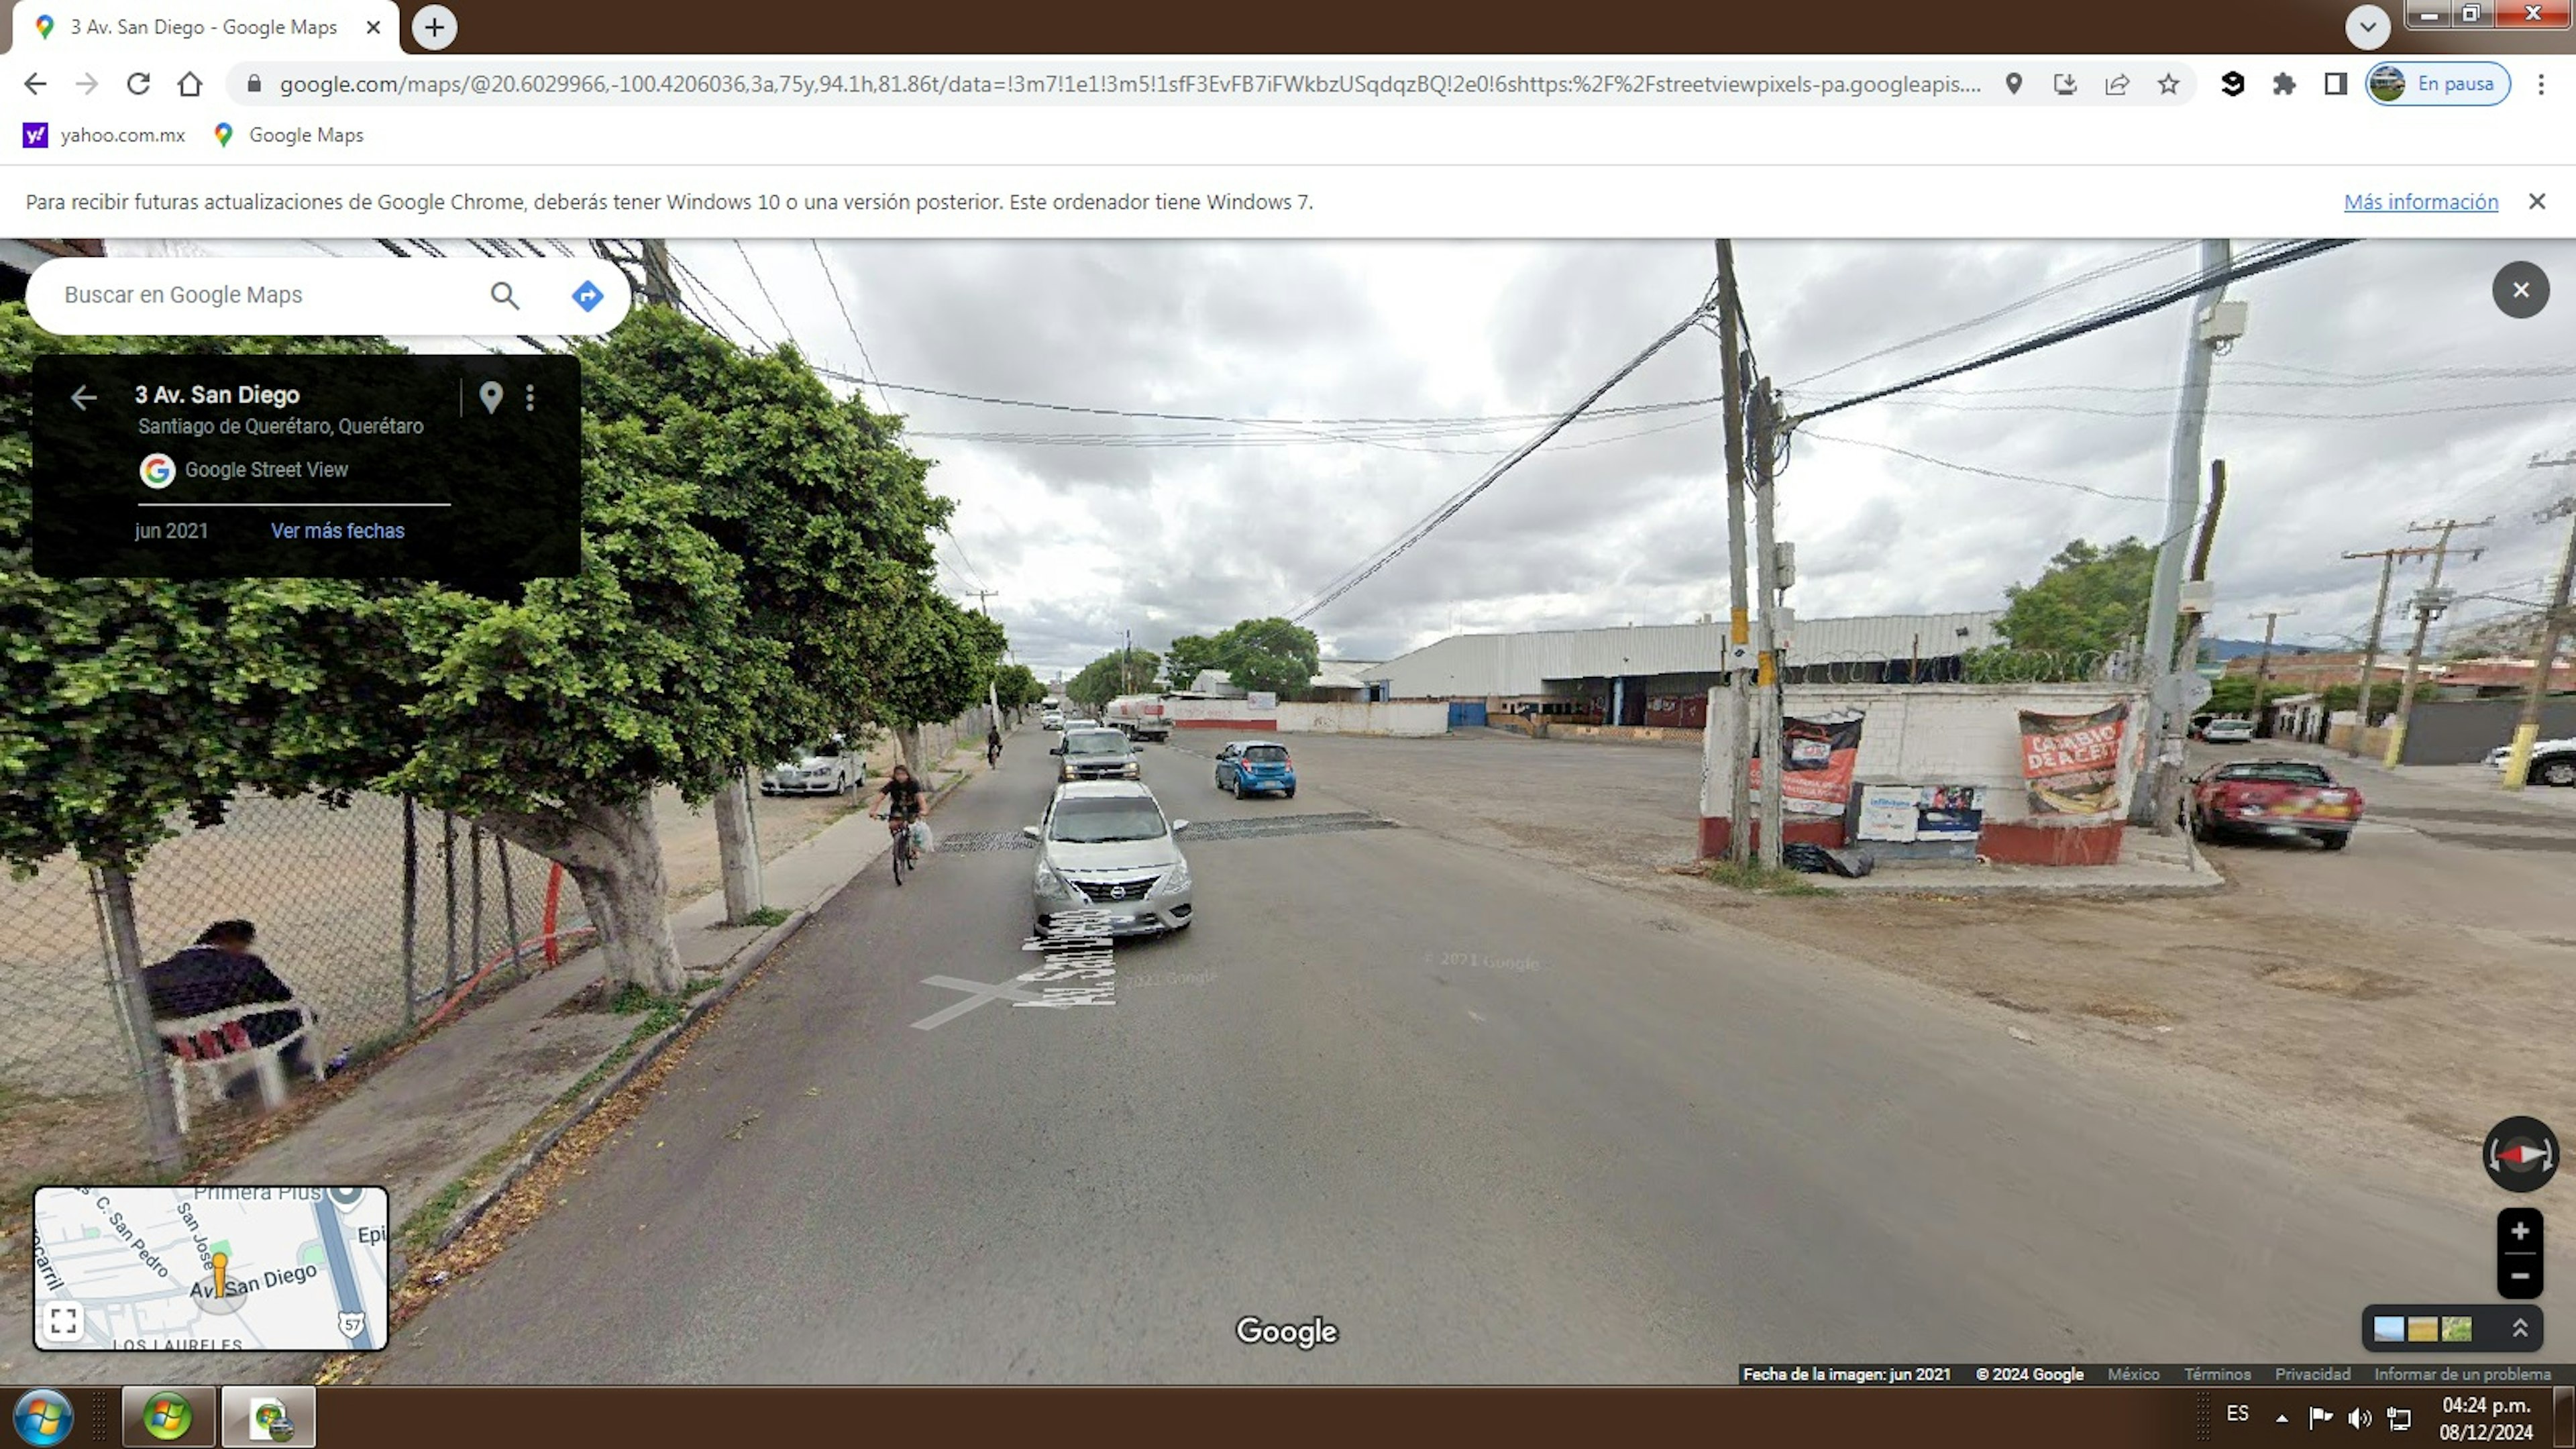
[155, 1003, 325, 1136]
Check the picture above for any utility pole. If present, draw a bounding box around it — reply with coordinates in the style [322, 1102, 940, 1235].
[1750, 377, 1786, 871]
[1715, 242, 1755, 862]
[971, 590, 1002, 729]
[2380, 518, 2490, 769]
[2136, 239, 2240, 826]
[2152, 460, 2228, 833]
[2341, 544, 2434, 757]
[640, 239, 678, 309]
[2247, 608, 2298, 734]
[2501, 455, 2576, 790]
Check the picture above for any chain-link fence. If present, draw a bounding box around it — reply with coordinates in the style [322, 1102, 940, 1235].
[2, 792, 592, 1108]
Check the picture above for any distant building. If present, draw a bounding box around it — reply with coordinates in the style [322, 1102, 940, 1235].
[1365, 613, 2007, 727]
[2430, 656, 2576, 698]
[2219, 650, 2404, 689]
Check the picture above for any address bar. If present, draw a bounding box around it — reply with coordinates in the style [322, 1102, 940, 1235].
[228, 61, 2195, 107]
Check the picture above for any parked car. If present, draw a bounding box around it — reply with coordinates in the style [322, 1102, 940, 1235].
[2197, 717, 2257, 744]
[2188, 759, 2364, 851]
[1213, 740, 1297, 798]
[1024, 781, 1193, 936]
[760, 737, 861, 796]
[2485, 738, 2576, 787]
[1054, 726, 1142, 784]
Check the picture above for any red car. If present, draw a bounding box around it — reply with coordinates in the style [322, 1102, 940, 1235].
[2188, 759, 2364, 851]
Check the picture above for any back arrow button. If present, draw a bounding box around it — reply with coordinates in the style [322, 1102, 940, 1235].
[69, 386, 96, 412]
[23, 74, 44, 95]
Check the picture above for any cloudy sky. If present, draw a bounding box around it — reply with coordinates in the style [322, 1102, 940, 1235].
[172, 236, 2576, 680]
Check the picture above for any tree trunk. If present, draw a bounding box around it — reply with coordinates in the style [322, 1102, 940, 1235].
[96, 864, 186, 1170]
[711, 773, 763, 926]
[478, 795, 685, 996]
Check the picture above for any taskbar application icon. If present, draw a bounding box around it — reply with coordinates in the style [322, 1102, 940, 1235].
[219, 1386, 315, 1448]
[12, 1390, 73, 1449]
[122, 1386, 217, 1448]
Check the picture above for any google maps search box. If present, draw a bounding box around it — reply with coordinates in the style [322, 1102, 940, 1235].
[27, 257, 633, 337]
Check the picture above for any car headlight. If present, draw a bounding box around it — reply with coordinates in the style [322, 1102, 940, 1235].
[1147, 859, 1191, 897]
[1036, 865, 1078, 899]
[1123, 763, 1140, 777]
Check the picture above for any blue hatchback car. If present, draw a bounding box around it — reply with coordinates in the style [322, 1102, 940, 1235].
[1214, 740, 1297, 799]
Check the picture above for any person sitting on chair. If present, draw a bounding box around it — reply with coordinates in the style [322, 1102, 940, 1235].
[142, 920, 321, 1095]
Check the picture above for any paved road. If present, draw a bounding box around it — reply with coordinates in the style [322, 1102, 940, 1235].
[363, 732, 2504, 1383]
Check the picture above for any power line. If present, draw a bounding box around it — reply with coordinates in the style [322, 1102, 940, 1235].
[1796, 431, 2164, 504]
[1286, 284, 1725, 623]
[1786, 241, 2200, 388]
[1786, 240, 2357, 427]
[809, 241, 897, 415]
[733, 241, 800, 351]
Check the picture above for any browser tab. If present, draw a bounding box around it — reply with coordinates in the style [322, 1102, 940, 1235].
[11, 2, 402, 56]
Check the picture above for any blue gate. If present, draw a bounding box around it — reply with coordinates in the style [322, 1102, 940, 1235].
[1447, 702, 1488, 729]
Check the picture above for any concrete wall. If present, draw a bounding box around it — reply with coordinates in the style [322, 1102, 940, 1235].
[2387, 697, 2576, 765]
[1277, 701, 1450, 736]
[1163, 698, 1449, 737]
[1699, 682, 2150, 866]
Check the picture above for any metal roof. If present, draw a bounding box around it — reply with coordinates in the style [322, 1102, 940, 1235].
[1368, 612, 2007, 698]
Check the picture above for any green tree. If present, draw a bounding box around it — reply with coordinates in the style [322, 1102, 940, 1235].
[1163, 634, 1224, 692]
[2, 306, 959, 996]
[1976, 537, 2164, 680]
[1210, 616, 1320, 698]
[993, 662, 1044, 712]
[1, 316, 422, 883]
[1067, 648, 1158, 711]
[877, 593, 1006, 765]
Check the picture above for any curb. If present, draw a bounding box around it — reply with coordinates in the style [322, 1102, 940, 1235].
[1817, 876, 2227, 900]
[404, 904, 822, 1271]
[402, 757, 994, 1271]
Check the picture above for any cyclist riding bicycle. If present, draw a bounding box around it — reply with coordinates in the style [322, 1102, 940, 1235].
[874, 764, 926, 842]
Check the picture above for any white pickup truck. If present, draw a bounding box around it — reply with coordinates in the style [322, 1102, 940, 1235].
[1104, 694, 1172, 743]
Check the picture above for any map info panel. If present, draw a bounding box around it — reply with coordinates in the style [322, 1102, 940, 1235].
[33, 1185, 390, 1353]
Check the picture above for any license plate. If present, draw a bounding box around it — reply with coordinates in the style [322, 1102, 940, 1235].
[2310, 804, 2350, 817]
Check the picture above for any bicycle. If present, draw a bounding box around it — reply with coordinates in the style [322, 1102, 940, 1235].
[877, 810, 922, 885]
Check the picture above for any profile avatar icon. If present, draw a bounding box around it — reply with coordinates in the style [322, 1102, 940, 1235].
[2368, 65, 2406, 103]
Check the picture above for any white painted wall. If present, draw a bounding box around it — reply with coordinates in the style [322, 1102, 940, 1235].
[1277, 701, 1450, 737]
[1698, 683, 2151, 822]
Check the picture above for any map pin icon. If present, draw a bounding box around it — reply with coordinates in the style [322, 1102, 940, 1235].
[2005, 72, 2022, 95]
[479, 380, 504, 415]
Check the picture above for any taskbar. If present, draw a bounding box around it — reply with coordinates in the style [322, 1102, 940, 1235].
[1741, 1362, 2569, 1387]
[5, 1377, 2573, 1448]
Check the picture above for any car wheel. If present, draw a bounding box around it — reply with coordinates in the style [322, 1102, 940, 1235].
[2314, 830, 2349, 852]
[1284, 786, 1296, 799]
[2540, 759, 2576, 788]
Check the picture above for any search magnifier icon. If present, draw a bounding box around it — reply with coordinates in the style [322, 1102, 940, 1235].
[490, 281, 519, 310]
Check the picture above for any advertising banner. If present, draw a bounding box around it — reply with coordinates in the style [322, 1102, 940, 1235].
[1750, 708, 1866, 817]
[2019, 704, 2131, 817]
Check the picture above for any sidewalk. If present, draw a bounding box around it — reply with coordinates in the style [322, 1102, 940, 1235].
[0, 742, 997, 1389]
[1803, 827, 2225, 899]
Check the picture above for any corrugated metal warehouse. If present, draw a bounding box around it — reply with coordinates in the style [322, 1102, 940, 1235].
[1364, 613, 2008, 727]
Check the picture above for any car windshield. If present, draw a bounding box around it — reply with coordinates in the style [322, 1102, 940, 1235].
[1049, 799, 1168, 843]
[805, 741, 840, 757]
[1244, 745, 1290, 762]
[1066, 733, 1128, 755]
[2216, 763, 2332, 786]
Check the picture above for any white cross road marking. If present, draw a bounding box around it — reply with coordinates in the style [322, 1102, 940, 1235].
[911, 974, 1046, 1030]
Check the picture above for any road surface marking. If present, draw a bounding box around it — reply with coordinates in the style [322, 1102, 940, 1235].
[912, 975, 1046, 1030]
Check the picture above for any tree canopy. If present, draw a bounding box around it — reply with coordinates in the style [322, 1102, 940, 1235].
[1986, 537, 2162, 667]
[1160, 616, 1320, 698]
[992, 662, 1046, 711]
[1067, 648, 1159, 710]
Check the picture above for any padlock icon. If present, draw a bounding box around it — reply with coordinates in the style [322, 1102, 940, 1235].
[248, 74, 262, 93]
